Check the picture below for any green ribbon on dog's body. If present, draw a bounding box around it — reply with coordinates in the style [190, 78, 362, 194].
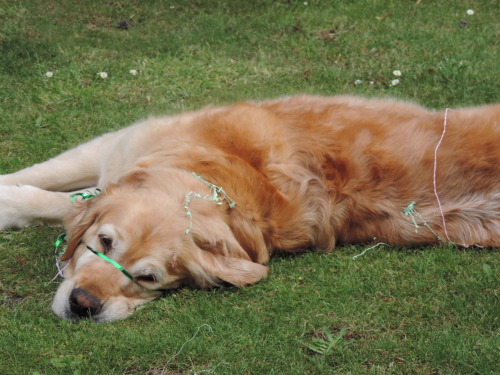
[70, 189, 102, 203]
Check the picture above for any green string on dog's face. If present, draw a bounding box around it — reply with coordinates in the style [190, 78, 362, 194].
[85, 245, 134, 282]
[54, 189, 135, 282]
[53, 234, 135, 282]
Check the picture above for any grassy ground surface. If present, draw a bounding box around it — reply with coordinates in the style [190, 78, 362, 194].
[0, 1, 498, 374]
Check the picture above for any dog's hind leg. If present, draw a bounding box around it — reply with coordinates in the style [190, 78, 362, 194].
[0, 132, 117, 191]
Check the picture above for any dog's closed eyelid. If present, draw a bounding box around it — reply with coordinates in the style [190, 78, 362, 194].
[98, 235, 113, 253]
[135, 274, 158, 283]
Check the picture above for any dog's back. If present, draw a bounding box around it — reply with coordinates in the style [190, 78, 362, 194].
[256, 96, 500, 247]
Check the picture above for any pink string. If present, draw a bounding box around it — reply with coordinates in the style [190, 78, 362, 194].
[433, 108, 453, 243]
[51, 259, 70, 282]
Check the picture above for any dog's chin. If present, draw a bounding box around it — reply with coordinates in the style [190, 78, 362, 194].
[57, 305, 133, 323]
[54, 304, 134, 323]
[52, 279, 139, 323]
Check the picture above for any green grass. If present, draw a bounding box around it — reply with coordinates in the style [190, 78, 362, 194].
[0, 0, 499, 374]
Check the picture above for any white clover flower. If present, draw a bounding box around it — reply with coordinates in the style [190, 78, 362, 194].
[304, 1, 308, 5]
[393, 70, 402, 76]
[45, 71, 54, 78]
[391, 79, 400, 86]
[129, 69, 138, 76]
[369, 81, 374, 85]
[354, 79, 363, 85]
[466, 9, 474, 15]
[98, 72, 108, 79]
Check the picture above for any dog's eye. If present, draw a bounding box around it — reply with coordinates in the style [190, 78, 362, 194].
[135, 274, 157, 283]
[99, 235, 113, 253]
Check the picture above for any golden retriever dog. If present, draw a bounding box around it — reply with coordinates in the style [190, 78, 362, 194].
[1, 95, 499, 322]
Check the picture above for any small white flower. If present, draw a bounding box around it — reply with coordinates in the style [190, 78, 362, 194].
[129, 69, 138, 76]
[391, 79, 400, 86]
[303, 1, 308, 5]
[98, 72, 108, 79]
[393, 70, 402, 76]
[354, 79, 363, 85]
[466, 9, 474, 15]
[45, 71, 54, 78]
[369, 81, 374, 85]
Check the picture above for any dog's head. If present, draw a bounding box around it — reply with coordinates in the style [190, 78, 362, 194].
[52, 171, 268, 322]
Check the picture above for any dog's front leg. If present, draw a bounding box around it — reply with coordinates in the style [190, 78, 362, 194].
[0, 131, 122, 191]
[0, 185, 74, 230]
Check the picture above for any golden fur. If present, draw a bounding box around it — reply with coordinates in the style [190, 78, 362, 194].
[1, 95, 498, 322]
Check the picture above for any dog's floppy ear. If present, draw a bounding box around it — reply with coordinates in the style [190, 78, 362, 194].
[188, 227, 268, 287]
[197, 252, 268, 287]
[182, 195, 269, 287]
[60, 200, 99, 261]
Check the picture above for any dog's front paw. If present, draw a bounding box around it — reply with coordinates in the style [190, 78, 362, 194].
[0, 185, 70, 231]
[0, 185, 39, 231]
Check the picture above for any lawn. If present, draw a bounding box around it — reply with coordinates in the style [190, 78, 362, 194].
[0, 1, 498, 374]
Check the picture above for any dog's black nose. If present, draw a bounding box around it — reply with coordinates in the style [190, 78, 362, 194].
[69, 288, 102, 319]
